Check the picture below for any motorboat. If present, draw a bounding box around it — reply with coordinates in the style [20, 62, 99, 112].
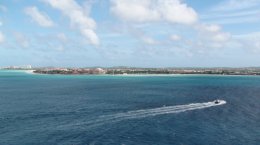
[214, 100, 220, 104]
[212, 99, 227, 105]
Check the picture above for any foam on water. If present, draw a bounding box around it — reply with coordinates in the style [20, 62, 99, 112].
[62, 100, 226, 129]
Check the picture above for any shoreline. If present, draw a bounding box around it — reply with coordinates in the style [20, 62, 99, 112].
[1, 69, 260, 77]
[24, 70, 36, 74]
[30, 72, 260, 77]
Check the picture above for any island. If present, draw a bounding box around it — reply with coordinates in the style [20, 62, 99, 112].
[31, 67, 260, 75]
[2, 65, 260, 75]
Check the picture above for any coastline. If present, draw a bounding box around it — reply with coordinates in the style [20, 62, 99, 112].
[2, 69, 260, 77]
[30, 72, 260, 77]
[30, 67, 260, 76]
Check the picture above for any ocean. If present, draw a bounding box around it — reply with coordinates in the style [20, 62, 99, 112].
[0, 70, 259, 145]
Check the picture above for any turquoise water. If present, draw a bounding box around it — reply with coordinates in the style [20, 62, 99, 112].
[0, 70, 259, 145]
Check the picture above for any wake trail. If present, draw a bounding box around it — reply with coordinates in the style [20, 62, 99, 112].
[60, 100, 226, 129]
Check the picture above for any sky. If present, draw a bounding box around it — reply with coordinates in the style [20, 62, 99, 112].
[0, 0, 260, 67]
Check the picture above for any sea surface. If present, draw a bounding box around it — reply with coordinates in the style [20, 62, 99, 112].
[0, 70, 259, 145]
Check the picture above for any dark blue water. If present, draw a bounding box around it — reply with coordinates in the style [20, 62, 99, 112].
[0, 70, 259, 145]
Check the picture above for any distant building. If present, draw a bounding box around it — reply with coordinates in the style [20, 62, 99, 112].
[2, 65, 32, 69]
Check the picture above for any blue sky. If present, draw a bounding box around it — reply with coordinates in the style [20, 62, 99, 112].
[0, 0, 260, 67]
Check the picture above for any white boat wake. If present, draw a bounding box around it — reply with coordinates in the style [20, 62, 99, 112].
[61, 100, 226, 129]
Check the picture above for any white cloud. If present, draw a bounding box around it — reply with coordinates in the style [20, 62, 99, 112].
[0, 31, 5, 44]
[24, 6, 54, 27]
[0, 21, 2, 27]
[157, 0, 198, 25]
[202, 24, 221, 33]
[110, 0, 197, 25]
[111, 0, 160, 22]
[201, 10, 260, 25]
[202, 9, 260, 19]
[162, 23, 232, 56]
[110, 0, 232, 55]
[110, 0, 202, 51]
[202, 0, 260, 25]
[234, 32, 260, 53]
[212, 0, 260, 12]
[211, 33, 231, 42]
[81, 29, 99, 45]
[197, 24, 231, 43]
[43, 0, 99, 46]
[170, 34, 181, 41]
